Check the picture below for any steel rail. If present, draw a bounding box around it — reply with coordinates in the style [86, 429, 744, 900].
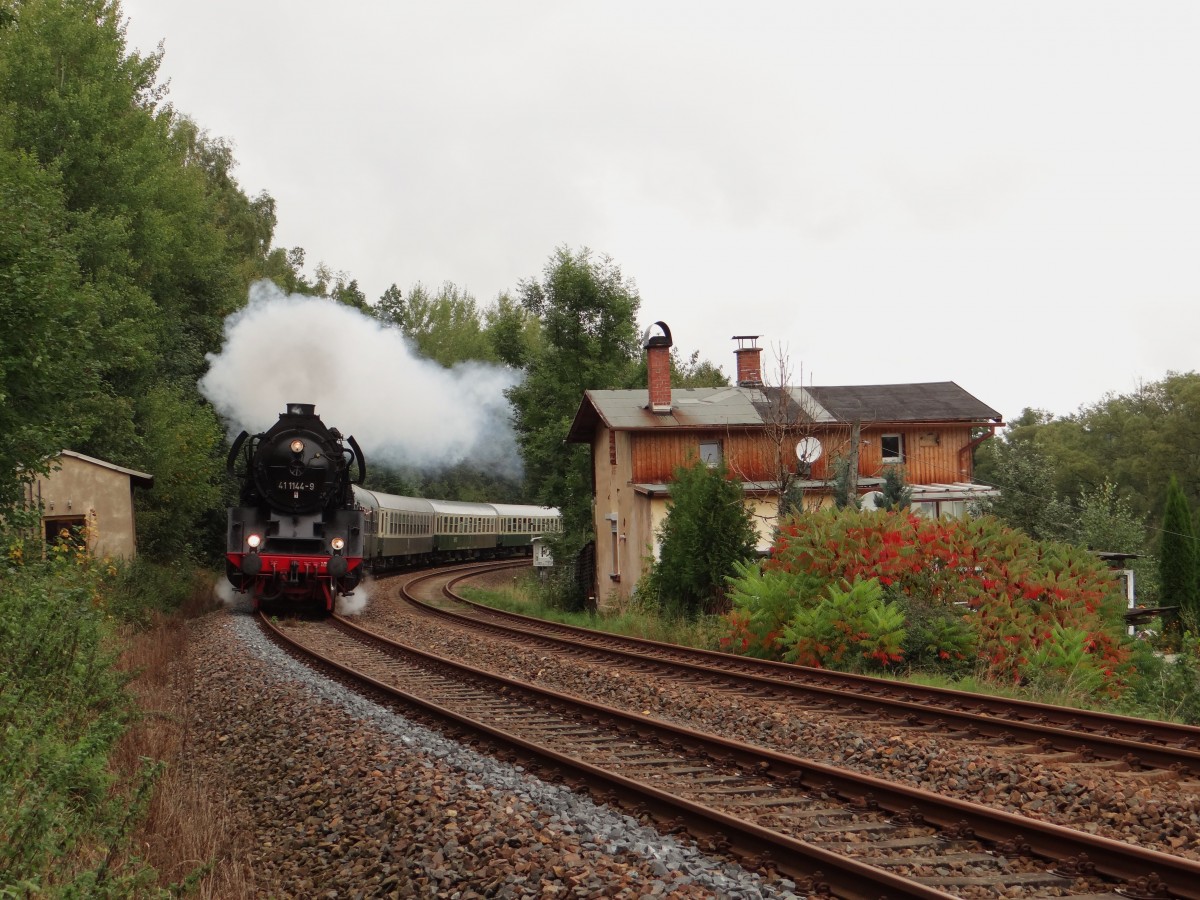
[429, 566, 1200, 771]
[264, 607, 1200, 900]
[259, 612, 954, 900]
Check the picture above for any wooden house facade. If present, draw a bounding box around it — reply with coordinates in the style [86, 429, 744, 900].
[566, 326, 1004, 609]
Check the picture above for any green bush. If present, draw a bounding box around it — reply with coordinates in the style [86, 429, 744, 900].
[1117, 635, 1200, 724]
[899, 596, 977, 674]
[1020, 623, 1110, 699]
[779, 578, 906, 672]
[721, 559, 824, 658]
[109, 558, 217, 623]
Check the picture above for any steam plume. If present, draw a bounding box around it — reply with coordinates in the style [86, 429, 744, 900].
[200, 280, 523, 477]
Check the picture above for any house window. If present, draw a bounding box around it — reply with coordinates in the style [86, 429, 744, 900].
[699, 440, 722, 467]
[881, 434, 904, 463]
[606, 513, 620, 581]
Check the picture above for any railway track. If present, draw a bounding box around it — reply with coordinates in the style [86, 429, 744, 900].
[405, 562, 1200, 777]
[261, 591, 1200, 900]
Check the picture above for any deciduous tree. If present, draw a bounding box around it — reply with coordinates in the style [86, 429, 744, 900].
[506, 246, 642, 541]
[0, 137, 99, 505]
[978, 437, 1072, 542]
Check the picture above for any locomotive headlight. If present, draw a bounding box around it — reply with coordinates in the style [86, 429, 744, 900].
[247, 533, 262, 549]
[290, 439, 305, 454]
[331, 537, 345, 552]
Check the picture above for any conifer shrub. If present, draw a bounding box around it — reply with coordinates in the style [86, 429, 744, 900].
[1159, 475, 1199, 624]
[646, 456, 758, 619]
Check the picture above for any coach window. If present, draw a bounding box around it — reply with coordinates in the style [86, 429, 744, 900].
[699, 440, 721, 467]
[881, 434, 904, 464]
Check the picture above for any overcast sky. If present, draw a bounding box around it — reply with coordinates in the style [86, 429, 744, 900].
[119, 2, 1199, 423]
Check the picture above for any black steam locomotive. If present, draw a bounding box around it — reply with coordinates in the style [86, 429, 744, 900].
[225, 403, 366, 612]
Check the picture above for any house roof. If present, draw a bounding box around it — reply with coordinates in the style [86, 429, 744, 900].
[806, 383, 1002, 424]
[566, 381, 1001, 442]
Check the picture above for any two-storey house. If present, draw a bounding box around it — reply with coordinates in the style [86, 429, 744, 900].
[566, 323, 1004, 609]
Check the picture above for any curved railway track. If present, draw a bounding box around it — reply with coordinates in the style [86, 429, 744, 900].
[260, 569, 1200, 900]
[411, 562, 1200, 777]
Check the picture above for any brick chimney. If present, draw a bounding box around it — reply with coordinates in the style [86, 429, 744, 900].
[643, 321, 673, 414]
[733, 335, 763, 386]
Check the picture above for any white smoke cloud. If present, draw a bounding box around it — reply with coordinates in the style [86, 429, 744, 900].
[200, 280, 523, 477]
[213, 578, 239, 608]
[336, 578, 371, 616]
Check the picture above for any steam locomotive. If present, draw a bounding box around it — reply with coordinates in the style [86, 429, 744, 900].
[225, 403, 366, 612]
[225, 404, 562, 612]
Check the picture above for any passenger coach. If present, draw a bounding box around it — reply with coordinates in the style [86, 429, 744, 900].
[354, 487, 561, 571]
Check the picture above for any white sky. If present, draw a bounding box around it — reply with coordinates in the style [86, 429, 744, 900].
[119, 1, 1200, 423]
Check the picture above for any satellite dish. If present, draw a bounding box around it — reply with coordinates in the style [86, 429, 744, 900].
[795, 437, 824, 465]
[860, 491, 885, 512]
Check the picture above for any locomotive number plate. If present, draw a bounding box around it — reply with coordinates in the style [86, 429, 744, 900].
[278, 481, 317, 492]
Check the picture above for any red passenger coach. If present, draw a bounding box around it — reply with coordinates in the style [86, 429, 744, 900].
[225, 403, 366, 613]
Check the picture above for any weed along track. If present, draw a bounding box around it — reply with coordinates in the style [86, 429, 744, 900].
[264, 587, 1200, 900]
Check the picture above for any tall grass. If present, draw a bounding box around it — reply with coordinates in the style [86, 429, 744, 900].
[113, 603, 254, 898]
[0, 542, 152, 895]
[0, 531, 252, 897]
[460, 571, 728, 650]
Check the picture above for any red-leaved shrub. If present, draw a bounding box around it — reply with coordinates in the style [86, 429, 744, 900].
[722, 509, 1131, 692]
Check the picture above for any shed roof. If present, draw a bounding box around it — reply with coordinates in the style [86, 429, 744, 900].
[567, 382, 1001, 442]
[58, 450, 154, 488]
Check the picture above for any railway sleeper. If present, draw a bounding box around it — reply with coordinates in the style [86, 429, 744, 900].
[801, 821, 903, 834]
[913, 872, 1072, 888]
[753, 806, 862, 821]
[812, 835, 945, 850]
[867, 852, 1005, 868]
[692, 782, 771, 793]
[612, 756, 686, 766]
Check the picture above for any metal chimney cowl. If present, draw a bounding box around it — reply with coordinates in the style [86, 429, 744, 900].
[643, 321, 673, 414]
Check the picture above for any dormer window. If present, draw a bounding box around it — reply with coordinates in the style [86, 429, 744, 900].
[699, 441, 722, 467]
[881, 434, 904, 464]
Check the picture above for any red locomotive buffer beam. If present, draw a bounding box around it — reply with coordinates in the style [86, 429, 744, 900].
[226, 550, 363, 612]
